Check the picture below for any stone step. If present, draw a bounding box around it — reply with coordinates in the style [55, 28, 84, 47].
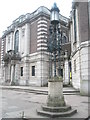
[42, 105, 71, 112]
[63, 90, 80, 93]
[1, 86, 80, 95]
[63, 92, 80, 95]
[25, 89, 80, 95]
[37, 108, 77, 118]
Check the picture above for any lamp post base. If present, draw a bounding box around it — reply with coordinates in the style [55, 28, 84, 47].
[37, 76, 77, 117]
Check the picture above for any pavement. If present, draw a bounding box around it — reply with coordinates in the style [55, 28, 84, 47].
[0, 85, 90, 119]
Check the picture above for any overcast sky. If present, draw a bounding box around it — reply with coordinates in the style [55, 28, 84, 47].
[0, 0, 73, 37]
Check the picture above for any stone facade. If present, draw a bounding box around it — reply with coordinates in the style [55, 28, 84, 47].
[0, 6, 70, 86]
[0, 2, 89, 96]
[70, 1, 90, 96]
[0, 2, 89, 97]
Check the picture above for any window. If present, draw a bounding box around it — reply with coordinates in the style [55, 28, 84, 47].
[14, 30, 19, 53]
[74, 59, 76, 73]
[32, 66, 35, 76]
[61, 69, 63, 77]
[63, 36, 67, 44]
[21, 67, 23, 76]
[62, 32, 67, 44]
[73, 9, 77, 42]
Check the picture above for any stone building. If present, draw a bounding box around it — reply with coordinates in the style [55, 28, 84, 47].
[0, 6, 71, 86]
[69, 1, 90, 95]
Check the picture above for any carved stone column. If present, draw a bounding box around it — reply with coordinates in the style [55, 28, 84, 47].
[10, 60, 15, 85]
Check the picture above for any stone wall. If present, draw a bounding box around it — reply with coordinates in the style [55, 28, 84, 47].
[18, 52, 49, 86]
[80, 41, 90, 96]
[78, 2, 89, 43]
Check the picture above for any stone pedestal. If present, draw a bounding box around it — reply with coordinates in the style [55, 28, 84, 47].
[47, 77, 65, 107]
[37, 76, 77, 117]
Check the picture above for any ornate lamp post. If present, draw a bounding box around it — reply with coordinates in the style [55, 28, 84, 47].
[47, 2, 61, 78]
[37, 3, 77, 117]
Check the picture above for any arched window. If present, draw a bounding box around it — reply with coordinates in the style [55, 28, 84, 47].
[14, 30, 19, 53]
[62, 35, 67, 44]
[63, 36, 67, 43]
[61, 32, 67, 44]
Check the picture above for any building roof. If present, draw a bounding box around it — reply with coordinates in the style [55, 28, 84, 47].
[2, 6, 69, 38]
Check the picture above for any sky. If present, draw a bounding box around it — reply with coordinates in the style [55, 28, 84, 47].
[0, 0, 73, 37]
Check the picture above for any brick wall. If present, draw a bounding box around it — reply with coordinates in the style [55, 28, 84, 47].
[78, 2, 89, 42]
[30, 20, 38, 54]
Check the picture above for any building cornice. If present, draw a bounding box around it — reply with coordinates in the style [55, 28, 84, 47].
[2, 6, 69, 37]
[71, 40, 90, 57]
[72, 0, 79, 9]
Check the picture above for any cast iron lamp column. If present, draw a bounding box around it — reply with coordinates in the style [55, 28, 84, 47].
[53, 25, 57, 77]
[51, 3, 59, 77]
[49, 2, 61, 77]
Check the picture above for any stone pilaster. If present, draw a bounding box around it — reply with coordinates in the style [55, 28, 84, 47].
[63, 51, 69, 85]
[15, 63, 20, 85]
[19, 27, 22, 52]
[10, 65, 15, 85]
[25, 23, 30, 55]
[36, 58, 42, 86]
[36, 53, 49, 86]
[10, 60, 15, 85]
[5, 36, 8, 53]
[23, 60, 30, 85]
[7, 64, 11, 82]
[4, 64, 8, 83]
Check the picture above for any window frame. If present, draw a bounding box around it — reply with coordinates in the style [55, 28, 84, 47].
[21, 67, 23, 76]
[32, 66, 35, 76]
[73, 9, 77, 42]
[14, 30, 19, 53]
[74, 59, 76, 73]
